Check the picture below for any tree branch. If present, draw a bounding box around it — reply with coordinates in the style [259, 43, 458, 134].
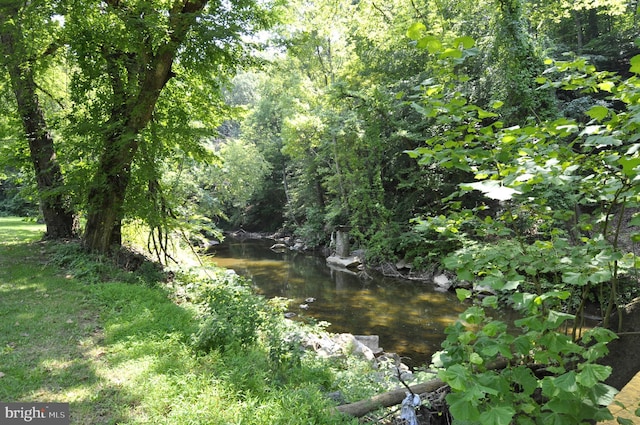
[335, 379, 446, 417]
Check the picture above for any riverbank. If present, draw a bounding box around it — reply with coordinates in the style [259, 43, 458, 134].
[1, 217, 450, 424]
[0, 218, 366, 424]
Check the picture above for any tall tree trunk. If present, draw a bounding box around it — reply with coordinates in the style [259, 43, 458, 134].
[572, 10, 584, 50]
[0, 12, 76, 239]
[82, 134, 133, 252]
[82, 0, 209, 253]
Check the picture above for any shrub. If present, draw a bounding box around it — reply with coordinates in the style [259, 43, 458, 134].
[436, 290, 619, 425]
[193, 273, 275, 353]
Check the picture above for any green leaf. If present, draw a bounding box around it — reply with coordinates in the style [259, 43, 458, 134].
[584, 135, 622, 147]
[407, 22, 426, 40]
[630, 213, 640, 226]
[502, 278, 523, 291]
[457, 268, 474, 281]
[547, 310, 575, 328]
[456, 288, 472, 301]
[618, 157, 640, 177]
[440, 364, 470, 391]
[630, 54, 640, 74]
[540, 332, 579, 354]
[587, 105, 609, 121]
[511, 366, 538, 396]
[597, 81, 615, 92]
[540, 410, 575, 425]
[589, 382, 618, 406]
[417, 36, 443, 53]
[453, 36, 475, 49]
[577, 364, 611, 387]
[513, 334, 534, 353]
[482, 320, 507, 337]
[460, 306, 485, 324]
[446, 392, 480, 421]
[588, 269, 612, 284]
[554, 371, 578, 393]
[477, 108, 498, 119]
[515, 315, 544, 331]
[482, 296, 498, 308]
[463, 180, 520, 201]
[562, 271, 586, 286]
[440, 48, 463, 59]
[469, 352, 483, 365]
[479, 405, 515, 425]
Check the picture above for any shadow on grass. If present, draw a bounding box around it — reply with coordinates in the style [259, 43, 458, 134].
[0, 218, 201, 423]
[0, 244, 136, 423]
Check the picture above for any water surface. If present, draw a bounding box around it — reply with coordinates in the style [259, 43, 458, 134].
[208, 238, 466, 366]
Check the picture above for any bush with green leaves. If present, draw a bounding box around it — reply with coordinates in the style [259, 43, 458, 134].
[193, 273, 276, 353]
[407, 34, 640, 424]
[435, 290, 619, 425]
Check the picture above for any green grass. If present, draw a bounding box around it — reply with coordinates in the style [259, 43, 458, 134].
[0, 217, 359, 424]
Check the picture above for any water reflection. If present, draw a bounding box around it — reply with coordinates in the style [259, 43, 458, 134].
[208, 238, 466, 366]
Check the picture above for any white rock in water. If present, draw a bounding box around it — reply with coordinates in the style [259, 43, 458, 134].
[433, 274, 452, 289]
[326, 255, 362, 270]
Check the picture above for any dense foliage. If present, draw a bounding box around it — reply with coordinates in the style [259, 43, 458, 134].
[1, 0, 277, 251]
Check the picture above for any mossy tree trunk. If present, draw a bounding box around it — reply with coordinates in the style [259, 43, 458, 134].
[82, 0, 209, 253]
[0, 8, 77, 239]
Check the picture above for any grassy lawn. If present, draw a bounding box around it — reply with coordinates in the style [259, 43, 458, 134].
[0, 217, 356, 424]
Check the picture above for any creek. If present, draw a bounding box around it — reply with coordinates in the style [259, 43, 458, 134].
[207, 237, 467, 367]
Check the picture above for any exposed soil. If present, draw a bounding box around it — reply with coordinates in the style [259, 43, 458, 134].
[601, 297, 640, 390]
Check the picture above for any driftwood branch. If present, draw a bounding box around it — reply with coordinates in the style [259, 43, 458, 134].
[335, 378, 446, 418]
[336, 360, 509, 418]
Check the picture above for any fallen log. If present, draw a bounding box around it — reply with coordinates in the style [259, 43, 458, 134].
[335, 378, 447, 418]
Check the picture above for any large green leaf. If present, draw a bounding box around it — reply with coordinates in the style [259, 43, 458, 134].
[554, 371, 578, 393]
[630, 54, 640, 74]
[587, 105, 609, 121]
[453, 36, 475, 49]
[406, 22, 426, 40]
[439, 364, 470, 391]
[417, 36, 443, 53]
[547, 310, 575, 329]
[479, 405, 515, 425]
[511, 366, 538, 396]
[588, 382, 618, 406]
[446, 392, 481, 421]
[577, 364, 611, 387]
[618, 156, 640, 177]
[562, 271, 586, 286]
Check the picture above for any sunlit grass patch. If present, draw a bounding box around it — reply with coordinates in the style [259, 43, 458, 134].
[0, 217, 45, 246]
